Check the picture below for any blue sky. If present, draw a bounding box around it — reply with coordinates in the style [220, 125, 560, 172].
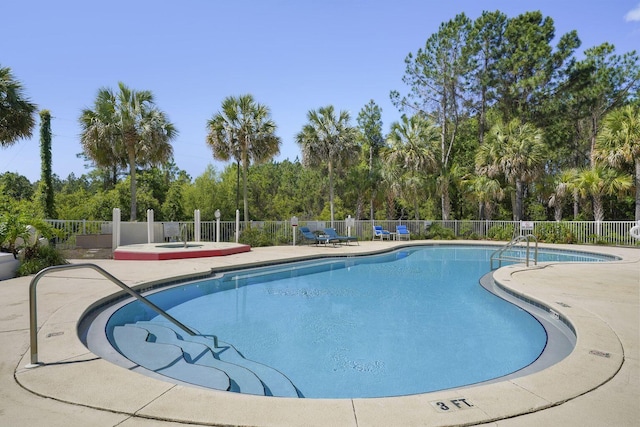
[2, 0, 639, 183]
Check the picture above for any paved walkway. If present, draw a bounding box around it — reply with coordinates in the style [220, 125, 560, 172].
[0, 241, 638, 426]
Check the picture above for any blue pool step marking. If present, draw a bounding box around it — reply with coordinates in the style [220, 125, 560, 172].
[113, 326, 230, 391]
[113, 321, 299, 397]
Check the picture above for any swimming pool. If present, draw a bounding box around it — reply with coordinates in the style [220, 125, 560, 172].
[100, 245, 612, 399]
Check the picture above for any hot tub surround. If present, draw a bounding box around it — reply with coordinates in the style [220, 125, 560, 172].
[113, 242, 251, 260]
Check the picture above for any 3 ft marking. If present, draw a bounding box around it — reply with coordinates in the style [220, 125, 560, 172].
[430, 398, 474, 412]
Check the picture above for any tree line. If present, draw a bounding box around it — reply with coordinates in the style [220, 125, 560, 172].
[2, 10, 639, 225]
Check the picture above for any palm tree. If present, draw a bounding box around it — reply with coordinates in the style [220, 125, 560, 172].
[296, 106, 358, 225]
[80, 82, 177, 221]
[572, 166, 632, 221]
[206, 94, 281, 225]
[79, 89, 121, 179]
[0, 65, 37, 147]
[379, 155, 404, 219]
[549, 168, 579, 221]
[463, 174, 504, 220]
[383, 114, 439, 220]
[593, 105, 640, 220]
[476, 119, 547, 221]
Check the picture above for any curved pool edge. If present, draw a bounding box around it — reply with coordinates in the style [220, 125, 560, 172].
[11, 241, 639, 426]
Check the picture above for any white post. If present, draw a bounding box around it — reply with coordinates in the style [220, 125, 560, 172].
[215, 209, 221, 243]
[194, 209, 201, 242]
[112, 208, 121, 250]
[235, 209, 240, 243]
[147, 209, 154, 243]
[291, 216, 298, 246]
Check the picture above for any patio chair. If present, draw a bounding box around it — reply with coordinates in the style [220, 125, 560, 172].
[299, 226, 338, 246]
[396, 225, 410, 240]
[323, 228, 359, 245]
[372, 225, 391, 241]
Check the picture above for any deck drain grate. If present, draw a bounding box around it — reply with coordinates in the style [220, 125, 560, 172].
[589, 350, 610, 358]
[555, 301, 571, 307]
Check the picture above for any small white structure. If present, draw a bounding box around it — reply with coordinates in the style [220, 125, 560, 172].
[630, 220, 640, 240]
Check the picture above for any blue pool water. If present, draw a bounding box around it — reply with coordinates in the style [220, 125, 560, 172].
[107, 245, 611, 398]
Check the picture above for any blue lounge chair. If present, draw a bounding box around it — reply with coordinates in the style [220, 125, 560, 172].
[323, 228, 359, 245]
[372, 225, 391, 241]
[299, 226, 338, 246]
[396, 225, 410, 240]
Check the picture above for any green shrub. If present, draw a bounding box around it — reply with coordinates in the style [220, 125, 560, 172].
[487, 224, 515, 241]
[16, 245, 68, 276]
[459, 221, 480, 239]
[1, 214, 62, 255]
[238, 227, 273, 247]
[603, 232, 628, 245]
[273, 230, 292, 245]
[534, 223, 575, 244]
[0, 213, 29, 256]
[426, 223, 457, 240]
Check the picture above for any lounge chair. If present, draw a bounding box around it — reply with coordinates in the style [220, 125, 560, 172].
[372, 225, 391, 241]
[299, 226, 339, 246]
[323, 228, 359, 245]
[396, 225, 410, 240]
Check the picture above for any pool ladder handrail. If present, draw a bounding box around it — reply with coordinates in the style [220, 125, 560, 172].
[181, 223, 188, 248]
[26, 263, 206, 368]
[490, 234, 538, 270]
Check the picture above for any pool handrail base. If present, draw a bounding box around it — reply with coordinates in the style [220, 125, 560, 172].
[27, 263, 204, 368]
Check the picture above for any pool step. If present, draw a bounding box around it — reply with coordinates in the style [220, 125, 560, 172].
[133, 322, 265, 395]
[112, 325, 230, 391]
[113, 322, 300, 397]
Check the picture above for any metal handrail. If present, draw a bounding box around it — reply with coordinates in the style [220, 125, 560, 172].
[181, 223, 188, 248]
[26, 263, 199, 368]
[490, 234, 538, 270]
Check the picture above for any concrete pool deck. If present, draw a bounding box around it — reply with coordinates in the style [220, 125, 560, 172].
[0, 241, 638, 426]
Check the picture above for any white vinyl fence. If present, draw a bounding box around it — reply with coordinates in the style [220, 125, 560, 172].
[45, 219, 640, 249]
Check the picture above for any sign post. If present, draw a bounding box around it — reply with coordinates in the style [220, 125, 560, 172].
[520, 221, 534, 233]
[215, 209, 221, 243]
[346, 215, 355, 237]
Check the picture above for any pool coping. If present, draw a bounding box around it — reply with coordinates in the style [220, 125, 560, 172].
[5, 241, 640, 426]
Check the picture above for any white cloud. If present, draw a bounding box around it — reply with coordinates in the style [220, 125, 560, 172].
[624, 3, 640, 21]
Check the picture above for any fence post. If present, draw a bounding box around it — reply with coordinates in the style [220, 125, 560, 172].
[194, 209, 201, 242]
[146, 209, 154, 243]
[291, 216, 298, 246]
[235, 210, 240, 243]
[112, 208, 121, 250]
